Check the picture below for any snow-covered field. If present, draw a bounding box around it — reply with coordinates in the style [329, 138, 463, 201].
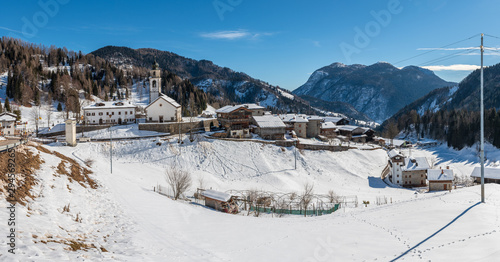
[1, 136, 499, 261]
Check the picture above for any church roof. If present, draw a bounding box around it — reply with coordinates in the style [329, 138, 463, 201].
[145, 93, 181, 109]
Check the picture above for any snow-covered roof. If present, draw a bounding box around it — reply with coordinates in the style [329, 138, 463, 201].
[242, 103, 265, 110]
[402, 157, 430, 171]
[216, 105, 245, 113]
[388, 149, 403, 159]
[0, 112, 16, 122]
[470, 167, 500, 180]
[146, 94, 181, 109]
[83, 101, 136, 110]
[279, 114, 308, 123]
[307, 115, 323, 121]
[323, 116, 347, 123]
[201, 189, 232, 202]
[321, 122, 337, 130]
[338, 125, 361, 132]
[216, 104, 263, 114]
[428, 169, 454, 181]
[252, 115, 286, 128]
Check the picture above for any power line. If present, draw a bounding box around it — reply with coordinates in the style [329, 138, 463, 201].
[393, 33, 481, 65]
[484, 33, 500, 39]
[418, 48, 476, 67]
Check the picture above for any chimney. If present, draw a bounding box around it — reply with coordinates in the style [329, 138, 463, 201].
[446, 166, 449, 169]
[441, 169, 444, 174]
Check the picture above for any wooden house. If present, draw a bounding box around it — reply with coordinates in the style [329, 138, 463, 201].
[428, 168, 453, 191]
[323, 116, 349, 126]
[201, 189, 238, 213]
[470, 167, 500, 184]
[251, 115, 286, 140]
[216, 105, 253, 138]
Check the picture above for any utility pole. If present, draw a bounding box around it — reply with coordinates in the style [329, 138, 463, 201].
[294, 139, 297, 170]
[480, 33, 485, 203]
[109, 116, 113, 174]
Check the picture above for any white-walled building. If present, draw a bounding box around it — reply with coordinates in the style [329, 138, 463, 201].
[145, 94, 182, 122]
[83, 101, 136, 125]
[0, 112, 16, 136]
[388, 149, 429, 187]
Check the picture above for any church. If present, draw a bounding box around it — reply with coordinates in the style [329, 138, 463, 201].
[145, 61, 182, 123]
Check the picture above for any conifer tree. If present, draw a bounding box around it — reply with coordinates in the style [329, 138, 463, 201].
[4, 98, 11, 112]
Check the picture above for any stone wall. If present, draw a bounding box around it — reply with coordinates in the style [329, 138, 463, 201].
[139, 119, 218, 134]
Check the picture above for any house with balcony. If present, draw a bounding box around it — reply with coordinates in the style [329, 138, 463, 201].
[216, 105, 253, 138]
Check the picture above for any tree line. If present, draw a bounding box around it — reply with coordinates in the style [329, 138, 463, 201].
[383, 108, 500, 150]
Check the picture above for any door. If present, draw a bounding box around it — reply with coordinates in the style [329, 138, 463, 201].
[444, 184, 447, 190]
[118, 118, 122, 125]
[159, 116, 164, 123]
[99, 118, 103, 125]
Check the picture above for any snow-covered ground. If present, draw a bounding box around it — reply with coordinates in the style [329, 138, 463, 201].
[75, 124, 168, 139]
[1, 136, 499, 261]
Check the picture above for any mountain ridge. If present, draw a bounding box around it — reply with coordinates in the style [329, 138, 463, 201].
[293, 62, 456, 122]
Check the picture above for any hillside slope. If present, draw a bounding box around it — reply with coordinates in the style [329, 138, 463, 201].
[2, 139, 499, 261]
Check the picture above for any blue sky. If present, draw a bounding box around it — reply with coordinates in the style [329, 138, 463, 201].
[2, 0, 500, 91]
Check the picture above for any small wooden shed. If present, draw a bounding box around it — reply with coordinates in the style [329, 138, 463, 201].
[201, 189, 238, 214]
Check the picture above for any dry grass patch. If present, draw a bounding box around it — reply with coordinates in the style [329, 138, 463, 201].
[0, 146, 43, 205]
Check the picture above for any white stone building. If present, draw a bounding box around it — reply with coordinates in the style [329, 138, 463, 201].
[0, 112, 16, 136]
[83, 101, 136, 125]
[388, 149, 429, 187]
[145, 94, 182, 122]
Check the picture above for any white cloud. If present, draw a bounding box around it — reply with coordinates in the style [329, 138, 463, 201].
[200, 30, 249, 40]
[422, 64, 481, 71]
[200, 29, 273, 40]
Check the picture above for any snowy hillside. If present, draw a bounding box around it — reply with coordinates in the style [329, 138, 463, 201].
[1, 137, 500, 261]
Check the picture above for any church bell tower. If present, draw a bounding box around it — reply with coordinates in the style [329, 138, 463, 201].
[149, 61, 161, 103]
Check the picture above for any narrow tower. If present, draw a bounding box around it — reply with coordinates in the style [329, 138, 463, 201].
[149, 61, 161, 103]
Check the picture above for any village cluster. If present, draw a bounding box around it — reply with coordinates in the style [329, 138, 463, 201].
[2, 62, 500, 217]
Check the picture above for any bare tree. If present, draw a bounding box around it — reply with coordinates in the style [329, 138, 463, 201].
[30, 105, 41, 136]
[327, 190, 341, 204]
[300, 183, 314, 217]
[165, 166, 192, 200]
[384, 119, 399, 146]
[44, 103, 53, 129]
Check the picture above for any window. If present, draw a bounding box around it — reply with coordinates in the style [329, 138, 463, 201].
[397, 180, 399, 183]
[119, 112, 121, 115]
[125, 111, 128, 115]
[112, 112, 115, 115]
[397, 175, 399, 177]
[99, 112, 103, 116]
[106, 112, 109, 115]
[171, 117, 174, 121]
[159, 103, 162, 107]
[421, 174, 423, 177]
[130, 111, 133, 115]
[299, 124, 302, 127]
[92, 113, 95, 116]
[149, 117, 152, 121]
[86, 113, 90, 116]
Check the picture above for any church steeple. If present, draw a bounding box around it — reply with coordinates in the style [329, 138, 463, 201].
[149, 60, 161, 103]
